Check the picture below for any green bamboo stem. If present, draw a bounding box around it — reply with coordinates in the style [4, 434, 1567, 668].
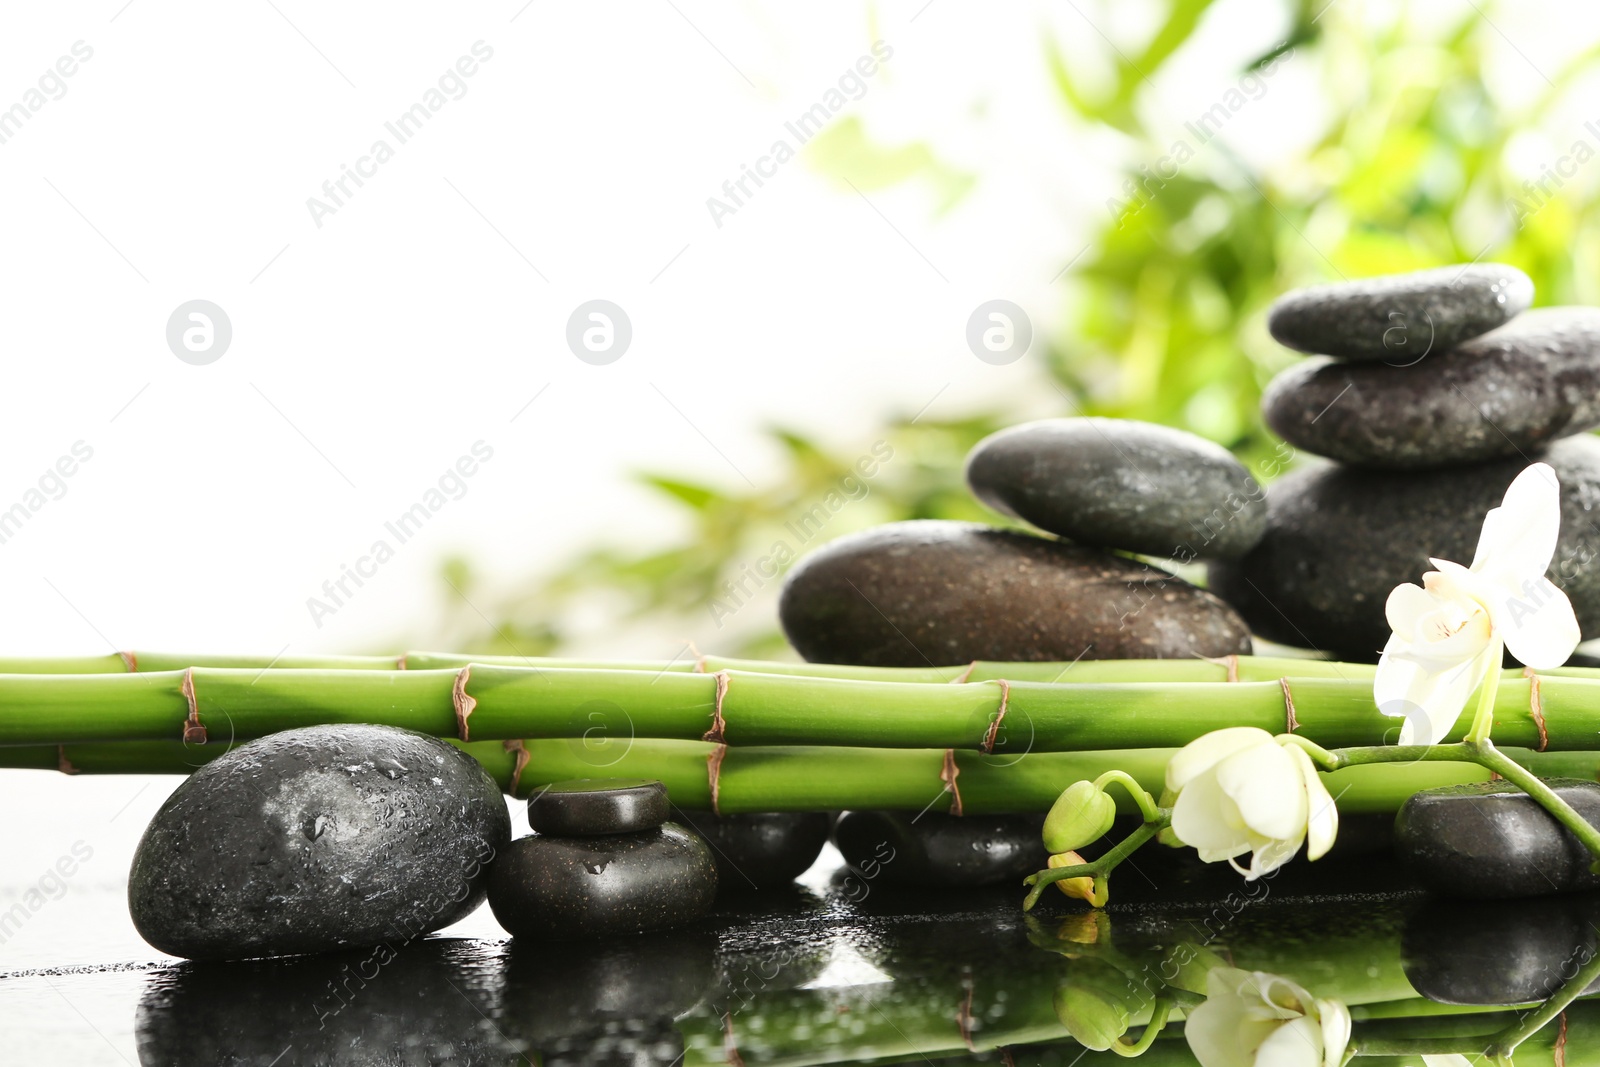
[6, 736, 1590, 815]
[5, 663, 1600, 753]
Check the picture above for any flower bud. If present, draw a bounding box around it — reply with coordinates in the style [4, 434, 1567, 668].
[1044, 780, 1116, 853]
[1048, 851, 1105, 905]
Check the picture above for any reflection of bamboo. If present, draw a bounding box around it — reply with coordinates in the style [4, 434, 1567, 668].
[4, 736, 1592, 813]
[4, 661, 1600, 753]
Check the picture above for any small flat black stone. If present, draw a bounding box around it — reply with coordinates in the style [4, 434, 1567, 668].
[1267, 262, 1532, 361]
[673, 811, 832, 890]
[1395, 779, 1600, 899]
[833, 811, 1048, 889]
[964, 418, 1267, 559]
[487, 823, 717, 940]
[527, 778, 669, 836]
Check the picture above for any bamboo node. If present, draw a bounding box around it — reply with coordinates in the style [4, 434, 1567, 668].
[57, 746, 79, 776]
[951, 660, 979, 684]
[958, 981, 977, 1051]
[1280, 678, 1299, 734]
[981, 679, 1010, 755]
[502, 739, 530, 796]
[453, 667, 477, 742]
[396, 653, 409, 669]
[1556, 1010, 1568, 1067]
[118, 650, 138, 673]
[941, 748, 964, 816]
[722, 1011, 746, 1067]
[703, 670, 731, 744]
[1526, 667, 1550, 752]
[180, 668, 207, 744]
[1201, 654, 1240, 683]
[706, 743, 729, 815]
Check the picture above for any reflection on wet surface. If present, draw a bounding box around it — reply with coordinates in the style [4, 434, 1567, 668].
[7, 834, 1599, 1064]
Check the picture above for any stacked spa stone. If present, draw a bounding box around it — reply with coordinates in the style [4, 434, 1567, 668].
[780, 418, 1267, 668]
[1210, 264, 1600, 660]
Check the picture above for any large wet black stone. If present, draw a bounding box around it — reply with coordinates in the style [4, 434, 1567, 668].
[1264, 308, 1600, 468]
[833, 811, 1048, 889]
[128, 725, 511, 961]
[964, 418, 1266, 560]
[134, 939, 514, 1065]
[1208, 435, 1600, 659]
[779, 520, 1252, 666]
[527, 778, 669, 836]
[1266, 262, 1532, 361]
[1395, 779, 1600, 899]
[674, 810, 832, 891]
[487, 824, 718, 940]
[1402, 897, 1600, 1005]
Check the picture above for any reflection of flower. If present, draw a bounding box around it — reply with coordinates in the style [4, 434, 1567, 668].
[1375, 462, 1580, 745]
[1186, 967, 1351, 1067]
[1166, 728, 1337, 880]
[1053, 958, 1152, 1051]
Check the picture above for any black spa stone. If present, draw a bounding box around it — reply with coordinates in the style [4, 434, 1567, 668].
[487, 823, 717, 940]
[1208, 434, 1600, 659]
[1402, 897, 1600, 1005]
[1262, 308, 1600, 468]
[133, 939, 514, 1065]
[673, 810, 832, 890]
[527, 778, 669, 836]
[127, 724, 511, 962]
[1266, 262, 1532, 361]
[833, 811, 1048, 889]
[1394, 779, 1600, 899]
[964, 418, 1267, 560]
[779, 520, 1252, 666]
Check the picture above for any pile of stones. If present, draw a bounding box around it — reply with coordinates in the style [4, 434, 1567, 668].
[1210, 263, 1600, 660]
[780, 418, 1268, 666]
[129, 727, 832, 960]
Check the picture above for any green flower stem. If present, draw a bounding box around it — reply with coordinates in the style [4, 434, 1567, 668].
[1093, 769, 1162, 822]
[1309, 738, 1600, 866]
[2, 660, 1599, 753]
[1484, 947, 1600, 1059]
[1109, 996, 1171, 1057]
[1022, 820, 1164, 911]
[1466, 636, 1506, 743]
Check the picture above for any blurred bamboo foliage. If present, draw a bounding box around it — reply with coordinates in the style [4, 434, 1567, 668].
[424, 0, 1600, 659]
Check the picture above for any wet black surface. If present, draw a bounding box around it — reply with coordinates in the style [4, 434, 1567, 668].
[9, 799, 1598, 1065]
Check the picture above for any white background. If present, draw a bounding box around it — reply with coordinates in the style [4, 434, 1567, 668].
[0, 0, 1593, 1058]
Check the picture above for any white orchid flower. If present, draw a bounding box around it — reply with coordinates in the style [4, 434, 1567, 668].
[1166, 727, 1338, 880]
[1375, 462, 1581, 746]
[1186, 967, 1351, 1067]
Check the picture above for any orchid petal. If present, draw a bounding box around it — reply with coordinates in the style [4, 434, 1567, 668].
[1171, 768, 1254, 854]
[1495, 577, 1581, 669]
[1215, 742, 1309, 843]
[1316, 1000, 1352, 1067]
[1375, 637, 1491, 745]
[1165, 727, 1274, 792]
[1287, 744, 1339, 861]
[1253, 1016, 1324, 1067]
[1384, 582, 1436, 636]
[1472, 463, 1561, 579]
